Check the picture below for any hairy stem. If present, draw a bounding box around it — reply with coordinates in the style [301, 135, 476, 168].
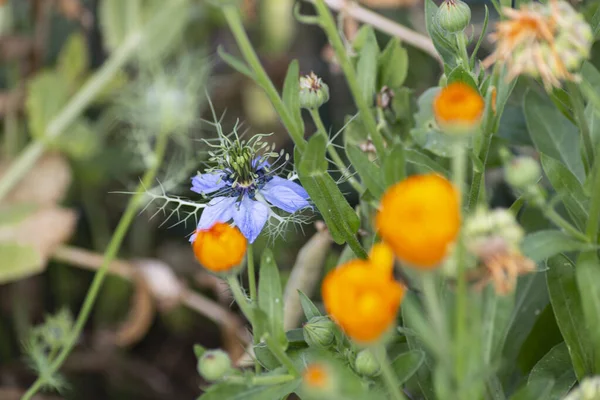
[21, 132, 169, 400]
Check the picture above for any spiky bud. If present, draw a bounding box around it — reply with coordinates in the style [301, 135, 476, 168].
[436, 0, 471, 34]
[299, 72, 330, 109]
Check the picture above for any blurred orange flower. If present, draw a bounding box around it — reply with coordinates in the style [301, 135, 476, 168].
[322, 244, 405, 343]
[303, 363, 329, 389]
[192, 223, 247, 273]
[433, 82, 484, 134]
[376, 174, 460, 268]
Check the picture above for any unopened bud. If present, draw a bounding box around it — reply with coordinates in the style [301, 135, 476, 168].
[436, 0, 471, 34]
[197, 350, 231, 381]
[299, 72, 330, 109]
[303, 316, 335, 349]
[505, 156, 542, 190]
[354, 349, 380, 377]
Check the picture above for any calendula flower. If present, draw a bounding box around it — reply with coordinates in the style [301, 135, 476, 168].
[303, 363, 330, 390]
[463, 208, 535, 294]
[376, 174, 460, 269]
[190, 130, 310, 243]
[433, 82, 485, 134]
[483, 0, 593, 91]
[192, 222, 247, 273]
[322, 244, 405, 343]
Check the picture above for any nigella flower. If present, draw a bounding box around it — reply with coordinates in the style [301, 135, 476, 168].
[189, 131, 310, 243]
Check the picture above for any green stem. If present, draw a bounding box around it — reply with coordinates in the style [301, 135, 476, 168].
[21, 132, 169, 400]
[0, 32, 142, 203]
[347, 233, 369, 259]
[585, 158, 600, 242]
[452, 142, 468, 396]
[467, 133, 492, 212]
[567, 81, 594, 173]
[456, 33, 470, 69]
[247, 244, 257, 307]
[544, 207, 590, 243]
[226, 275, 253, 321]
[312, 0, 386, 156]
[373, 345, 406, 400]
[309, 108, 364, 193]
[264, 335, 300, 376]
[222, 6, 306, 152]
[226, 373, 296, 386]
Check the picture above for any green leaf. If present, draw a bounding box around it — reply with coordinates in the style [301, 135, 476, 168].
[282, 60, 303, 133]
[26, 71, 70, 140]
[405, 149, 449, 176]
[57, 33, 89, 87]
[254, 342, 280, 370]
[546, 255, 594, 379]
[355, 26, 379, 103]
[410, 88, 461, 158]
[424, 0, 457, 67]
[523, 90, 585, 181]
[447, 65, 478, 90]
[298, 290, 321, 321]
[378, 39, 408, 89]
[383, 143, 406, 187]
[528, 342, 576, 400]
[540, 155, 589, 229]
[198, 379, 300, 400]
[591, 5, 600, 39]
[522, 230, 597, 262]
[217, 46, 254, 79]
[258, 249, 287, 349]
[482, 287, 515, 363]
[296, 136, 361, 245]
[0, 243, 44, 284]
[60, 119, 100, 160]
[391, 350, 425, 385]
[510, 378, 554, 400]
[193, 344, 206, 359]
[575, 254, 600, 372]
[345, 142, 386, 198]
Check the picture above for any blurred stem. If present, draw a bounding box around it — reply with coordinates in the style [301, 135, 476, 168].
[0, 32, 142, 203]
[585, 157, 600, 242]
[544, 207, 590, 243]
[20, 131, 169, 400]
[226, 373, 296, 385]
[247, 244, 257, 306]
[312, 0, 386, 157]
[373, 345, 406, 400]
[452, 142, 468, 395]
[567, 81, 594, 173]
[456, 33, 470, 70]
[221, 6, 306, 152]
[3, 102, 18, 160]
[309, 108, 363, 193]
[264, 334, 300, 376]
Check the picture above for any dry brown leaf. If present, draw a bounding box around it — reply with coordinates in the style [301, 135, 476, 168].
[115, 272, 155, 347]
[0, 207, 76, 259]
[1, 153, 72, 206]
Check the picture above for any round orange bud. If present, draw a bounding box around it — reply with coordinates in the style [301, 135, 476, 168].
[433, 82, 484, 134]
[192, 223, 247, 273]
[376, 174, 460, 269]
[322, 244, 405, 343]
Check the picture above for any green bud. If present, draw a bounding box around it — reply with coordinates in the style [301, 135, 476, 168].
[436, 0, 471, 34]
[354, 349, 380, 377]
[505, 156, 542, 190]
[198, 350, 231, 381]
[299, 72, 330, 109]
[303, 316, 335, 349]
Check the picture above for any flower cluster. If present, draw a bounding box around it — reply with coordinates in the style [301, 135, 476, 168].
[322, 243, 405, 343]
[190, 131, 310, 244]
[483, 0, 593, 90]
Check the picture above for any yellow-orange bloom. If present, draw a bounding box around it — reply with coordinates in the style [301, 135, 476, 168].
[303, 363, 329, 389]
[192, 223, 247, 273]
[433, 82, 484, 134]
[322, 244, 404, 343]
[376, 174, 460, 269]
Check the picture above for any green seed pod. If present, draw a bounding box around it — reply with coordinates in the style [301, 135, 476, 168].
[354, 349, 381, 377]
[303, 316, 336, 349]
[197, 350, 231, 381]
[436, 0, 471, 34]
[299, 72, 330, 109]
[505, 156, 542, 190]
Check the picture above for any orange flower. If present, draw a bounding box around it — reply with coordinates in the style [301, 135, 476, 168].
[303, 363, 329, 389]
[433, 82, 484, 134]
[322, 244, 405, 343]
[192, 223, 247, 273]
[376, 174, 460, 268]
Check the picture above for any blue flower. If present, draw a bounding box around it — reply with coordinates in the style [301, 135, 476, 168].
[190, 161, 310, 243]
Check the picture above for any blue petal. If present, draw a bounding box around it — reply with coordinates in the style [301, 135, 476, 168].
[261, 177, 310, 213]
[232, 196, 269, 243]
[191, 172, 227, 195]
[252, 157, 271, 171]
[197, 196, 236, 233]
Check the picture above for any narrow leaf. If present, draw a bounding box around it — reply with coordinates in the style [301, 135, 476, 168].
[198, 379, 300, 400]
[528, 342, 577, 399]
[378, 39, 408, 89]
[575, 254, 600, 372]
[298, 290, 321, 321]
[391, 350, 425, 385]
[522, 230, 597, 262]
[345, 143, 386, 198]
[383, 143, 406, 187]
[258, 249, 287, 348]
[282, 60, 303, 132]
[217, 46, 254, 79]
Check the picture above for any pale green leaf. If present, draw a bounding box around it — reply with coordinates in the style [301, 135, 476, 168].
[0, 243, 44, 284]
